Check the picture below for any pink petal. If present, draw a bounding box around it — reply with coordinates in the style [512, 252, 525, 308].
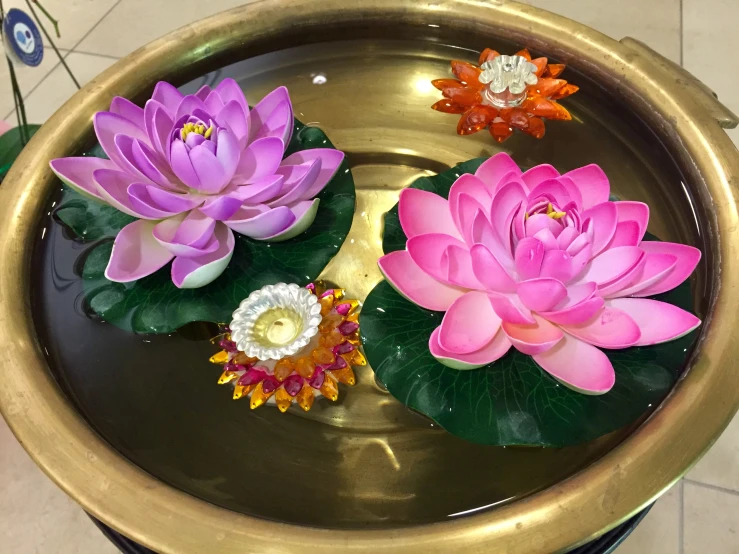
[248, 87, 293, 145]
[407, 234, 482, 289]
[474, 152, 522, 193]
[560, 306, 641, 348]
[581, 201, 617, 255]
[225, 205, 295, 239]
[105, 220, 173, 282]
[449, 173, 492, 235]
[398, 188, 461, 241]
[527, 178, 573, 208]
[152, 214, 219, 258]
[279, 148, 344, 200]
[456, 194, 487, 245]
[215, 100, 249, 149]
[93, 169, 167, 219]
[630, 242, 701, 297]
[532, 228, 559, 251]
[471, 211, 513, 268]
[110, 97, 144, 130]
[189, 144, 229, 194]
[214, 79, 249, 116]
[233, 137, 284, 185]
[93, 112, 150, 169]
[151, 82, 184, 115]
[502, 314, 563, 355]
[487, 292, 535, 324]
[514, 237, 545, 280]
[170, 140, 201, 188]
[607, 220, 641, 248]
[614, 201, 649, 241]
[542, 297, 605, 325]
[378, 250, 465, 311]
[50, 157, 114, 200]
[606, 298, 700, 346]
[521, 164, 560, 189]
[557, 227, 580, 250]
[490, 181, 527, 248]
[429, 327, 512, 370]
[517, 278, 567, 312]
[525, 213, 563, 238]
[171, 223, 235, 289]
[597, 251, 646, 297]
[439, 291, 502, 354]
[232, 175, 284, 204]
[562, 164, 610, 210]
[469, 244, 516, 292]
[557, 176, 584, 212]
[539, 249, 576, 283]
[533, 334, 615, 394]
[610, 252, 677, 298]
[575, 246, 644, 286]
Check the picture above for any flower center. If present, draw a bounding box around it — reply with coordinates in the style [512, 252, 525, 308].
[252, 307, 303, 348]
[479, 54, 538, 108]
[545, 203, 566, 219]
[180, 121, 213, 142]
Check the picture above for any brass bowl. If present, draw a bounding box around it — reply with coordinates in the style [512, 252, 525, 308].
[1, 1, 738, 552]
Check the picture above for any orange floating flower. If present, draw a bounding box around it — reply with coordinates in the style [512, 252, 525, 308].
[431, 48, 579, 142]
[210, 282, 365, 412]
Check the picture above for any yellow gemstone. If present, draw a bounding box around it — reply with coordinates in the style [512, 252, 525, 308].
[275, 388, 293, 413]
[319, 375, 339, 401]
[209, 350, 229, 364]
[218, 370, 239, 385]
[319, 329, 344, 348]
[250, 382, 274, 409]
[233, 352, 258, 366]
[331, 366, 356, 385]
[333, 288, 345, 301]
[273, 358, 294, 382]
[296, 384, 315, 411]
[320, 294, 335, 316]
[233, 384, 254, 400]
[312, 346, 335, 365]
[343, 349, 367, 366]
[295, 357, 315, 379]
[319, 313, 343, 334]
[346, 312, 359, 324]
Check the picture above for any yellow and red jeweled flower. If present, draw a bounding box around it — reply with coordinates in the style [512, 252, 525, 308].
[431, 48, 579, 142]
[209, 282, 365, 412]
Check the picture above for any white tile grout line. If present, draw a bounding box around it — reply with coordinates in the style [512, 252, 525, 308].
[679, 479, 685, 554]
[683, 478, 739, 497]
[3, 0, 123, 122]
[679, 0, 684, 66]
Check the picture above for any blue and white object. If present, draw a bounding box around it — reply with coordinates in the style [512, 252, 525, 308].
[2, 8, 44, 67]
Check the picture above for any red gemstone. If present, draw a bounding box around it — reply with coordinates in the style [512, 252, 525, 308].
[328, 356, 347, 371]
[283, 375, 304, 397]
[334, 341, 354, 355]
[309, 368, 325, 389]
[338, 321, 359, 336]
[305, 283, 316, 293]
[238, 367, 267, 385]
[335, 303, 352, 316]
[319, 289, 335, 299]
[261, 376, 280, 394]
[219, 339, 237, 352]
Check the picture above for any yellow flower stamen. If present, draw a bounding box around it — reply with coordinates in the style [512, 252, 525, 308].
[546, 203, 566, 219]
[180, 122, 214, 141]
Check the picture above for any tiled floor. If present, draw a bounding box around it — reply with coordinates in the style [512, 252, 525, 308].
[1, 0, 737, 552]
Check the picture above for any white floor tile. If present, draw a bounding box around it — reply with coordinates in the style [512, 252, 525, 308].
[683, 481, 739, 554]
[616, 483, 681, 554]
[689, 412, 739, 492]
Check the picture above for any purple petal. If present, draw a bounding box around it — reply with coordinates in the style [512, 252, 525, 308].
[171, 223, 235, 289]
[171, 209, 216, 248]
[214, 78, 249, 118]
[50, 157, 115, 200]
[105, 220, 174, 282]
[215, 100, 249, 149]
[152, 214, 219, 258]
[225, 205, 295, 239]
[127, 183, 182, 219]
[194, 85, 212, 101]
[144, 100, 174, 159]
[262, 199, 320, 242]
[232, 175, 284, 204]
[110, 97, 145, 130]
[233, 136, 284, 185]
[215, 128, 240, 183]
[527, 178, 573, 208]
[94, 111, 150, 169]
[129, 138, 180, 190]
[170, 140, 201, 188]
[199, 195, 243, 220]
[278, 148, 345, 200]
[248, 87, 293, 145]
[93, 169, 167, 219]
[151, 82, 184, 116]
[175, 95, 210, 120]
[189, 144, 228, 193]
[203, 90, 225, 114]
[268, 159, 321, 207]
[145, 185, 203, 213]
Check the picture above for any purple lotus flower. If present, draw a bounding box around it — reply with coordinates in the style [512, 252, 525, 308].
[50, 80, 344, 288]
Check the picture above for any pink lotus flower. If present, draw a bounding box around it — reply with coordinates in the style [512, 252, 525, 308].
[378, 153, 701, 394]
[50, 80, 344, 288]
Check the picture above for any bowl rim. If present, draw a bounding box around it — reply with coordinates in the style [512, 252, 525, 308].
[1, 1, 738, 552]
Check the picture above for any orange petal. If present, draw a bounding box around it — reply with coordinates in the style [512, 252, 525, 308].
[445, 87, 482, 107]
[320, 294, 334, 316]
[522, 97, 572, 120]
[544, 64, 566, 78]
[515, 48, 532, 61]
[275, 387, 293, 413]
[500, 108, 529, 130]
[551, 83, 580, 100]
[273, 358, 294, 382]
[218, 370, 239, 385]
[450, 60, 483, 88]
[489, 120, 514, 142]
[319, 375, 339, 401]
[233, 384, 254, 400]
[432, 78, 464, 92]
[209, 350, 229, 364]
[250, 382, 274, 409]
[532, 78, 567, 98]
[478, 48, 500, 65]
[312, 346, 335, 365]
[523, 116, 546, 139]
[531, 57, 548, 77]
[432, 99, 466, 114]
[295, 356, 316, 379]
[457, 105, 498, 135]
[331, 366, 356, 386]
[296, 384, 315, 411]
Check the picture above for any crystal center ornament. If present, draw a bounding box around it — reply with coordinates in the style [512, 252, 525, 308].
[230, 283, 322, 360]
[479, 54, 538, 108]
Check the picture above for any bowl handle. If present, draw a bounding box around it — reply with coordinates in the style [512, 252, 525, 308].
[621, 37, 738, 129]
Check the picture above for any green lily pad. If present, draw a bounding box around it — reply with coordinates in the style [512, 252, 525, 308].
[361, 161, 698, 447]
[0, 125, 41, 181]
[54, 121, 356, 333]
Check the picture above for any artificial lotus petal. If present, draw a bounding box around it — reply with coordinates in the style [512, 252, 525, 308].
[50, 81, 345, 288]
[378, 153, 701, 394]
